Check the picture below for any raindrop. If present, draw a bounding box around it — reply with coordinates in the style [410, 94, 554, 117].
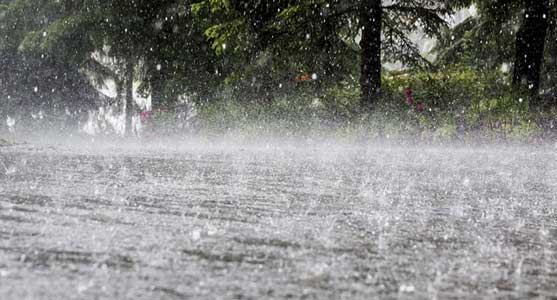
[191, 229, 201, 241]
[5, 165, 17, 175]
[399, 285, 415, 293]
[6, 116, 15, 128]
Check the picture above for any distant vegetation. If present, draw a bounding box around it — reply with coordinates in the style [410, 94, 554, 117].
[0, 0, 555, 141]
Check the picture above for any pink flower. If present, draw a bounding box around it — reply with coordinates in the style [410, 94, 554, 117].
[140, 110, 152, 123]
[406, 96, 414, 106]
[416, 102, 425, 112]
[404, 88, 413, 97]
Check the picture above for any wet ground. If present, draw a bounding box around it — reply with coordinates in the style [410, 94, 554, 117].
[0, 139, 556, 299]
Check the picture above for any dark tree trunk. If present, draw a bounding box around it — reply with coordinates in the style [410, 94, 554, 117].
[360, 0, 382, 111]
[125, 58, 134, 136]
[114, 76, 124, 113]
[150, 64, 165, 112]
[513, 0, 549, 105]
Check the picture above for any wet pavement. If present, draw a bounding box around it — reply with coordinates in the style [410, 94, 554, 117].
[0, 140, 556, 299]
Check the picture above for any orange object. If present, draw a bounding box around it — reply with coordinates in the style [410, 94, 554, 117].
[295, 74, 312, 82]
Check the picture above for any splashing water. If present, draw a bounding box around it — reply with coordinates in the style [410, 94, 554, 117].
[0, 138, 555, 299]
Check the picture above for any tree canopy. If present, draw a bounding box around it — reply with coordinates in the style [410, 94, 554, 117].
[0, 0, 555, 134]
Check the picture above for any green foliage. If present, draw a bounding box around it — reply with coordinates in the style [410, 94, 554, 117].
[0, 0, 555, 139]
[435, 16, 517, 71]
[197, 0, 469, 90]
[192, 66, 544, 141]
[0, 0, 101, 119]
[382, 67, 534, 133]
[436, 0, 557, 98]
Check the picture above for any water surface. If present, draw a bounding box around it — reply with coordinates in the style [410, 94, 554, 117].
[0, 140, 556, 299]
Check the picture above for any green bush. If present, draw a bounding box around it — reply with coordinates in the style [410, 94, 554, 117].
[378, 66, 543, 139]
[187, 66, 554, 141]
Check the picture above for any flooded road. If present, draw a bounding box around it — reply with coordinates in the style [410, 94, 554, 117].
[0, 140, 556, 299]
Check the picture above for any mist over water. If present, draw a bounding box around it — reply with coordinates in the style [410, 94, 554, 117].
[1, 133, 556, 299]
[2, 0, 557, 297]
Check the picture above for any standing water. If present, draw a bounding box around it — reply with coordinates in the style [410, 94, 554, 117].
[0, 139, 556, 299]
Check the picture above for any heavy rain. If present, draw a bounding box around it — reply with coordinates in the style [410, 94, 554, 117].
[1, 1, 556, 299]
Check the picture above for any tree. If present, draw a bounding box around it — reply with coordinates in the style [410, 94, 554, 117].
[0, 0, 106, 128]
[436, 0, 556, 110]
[360, 0, 382, 109]
[2, 0, 221, 134]
[197, 0, 467, 111]
[512, 0, 549, 103]
[139, 2, 222, 110]
[95, 0, 222, 128]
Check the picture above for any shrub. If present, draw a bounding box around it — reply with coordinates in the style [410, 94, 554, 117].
[189, 66, 554, 141]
